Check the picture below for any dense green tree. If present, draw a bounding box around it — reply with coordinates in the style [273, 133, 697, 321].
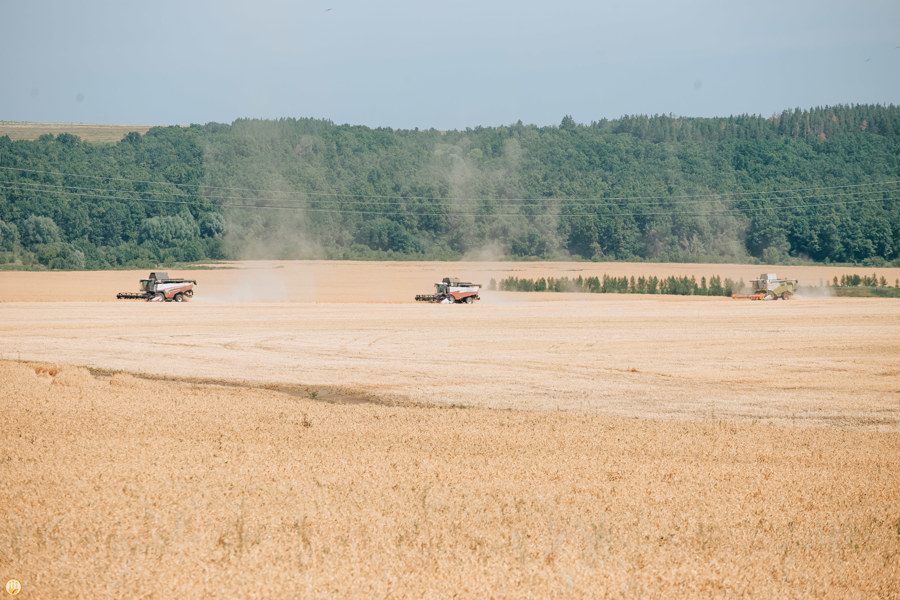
[139, 214, 200, 248]
[0, 219, 19, 251]
[21, 215, 61, 247]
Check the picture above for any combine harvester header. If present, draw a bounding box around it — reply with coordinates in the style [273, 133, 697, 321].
[117, 272, 196, 302]
[733, 273, 798, 300]
[415, 277, 481, 304]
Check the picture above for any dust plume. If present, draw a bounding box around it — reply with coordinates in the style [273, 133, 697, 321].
[202, 127, 326, 264]
[794, 284, 835, 299]
[462, 240, 507, 262]
[197, 264, 291, 303]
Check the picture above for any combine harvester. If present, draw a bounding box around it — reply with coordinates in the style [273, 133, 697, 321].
[732, 273, 798, 300]
[415, 277, 481, 304]
[117, 272, 197, 302]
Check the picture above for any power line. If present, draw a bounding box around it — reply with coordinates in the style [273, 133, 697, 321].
[1, 164, 898, 207]
[2, 177, 895, 210]
[0, 180, 894, 218]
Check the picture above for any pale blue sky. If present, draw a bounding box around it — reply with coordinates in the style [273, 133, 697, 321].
[1, 0, 898, 129]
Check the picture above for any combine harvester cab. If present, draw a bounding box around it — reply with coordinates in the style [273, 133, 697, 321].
[733, 273, 798, 300]
[415, 277, 481, 304]
[117, 272, 197, 302]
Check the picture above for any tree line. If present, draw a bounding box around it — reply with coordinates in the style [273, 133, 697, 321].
[490, 272, 900, 298]
[833, 273, 899, 288]
[490, 275, 743, 296]
[0, 104, 898, 269]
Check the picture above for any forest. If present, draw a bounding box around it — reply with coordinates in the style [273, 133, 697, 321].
[0, 104, 898, 269]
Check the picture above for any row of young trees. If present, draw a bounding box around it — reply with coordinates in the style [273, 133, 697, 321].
[1, 104, 898, 269]
[489, 272, 900, 297]
[490, 275, 743, 296]
[832, 273, 899, 288]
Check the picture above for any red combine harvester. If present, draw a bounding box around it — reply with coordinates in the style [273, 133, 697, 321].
[116, 272, 196, 302]
[415, 277, 481, 304]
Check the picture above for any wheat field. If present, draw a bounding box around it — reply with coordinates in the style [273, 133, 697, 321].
[1, 261, 899, 598]
[0, 122, 155, 143]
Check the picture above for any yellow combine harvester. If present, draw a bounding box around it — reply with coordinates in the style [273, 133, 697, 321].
[733, 273, 798, 300]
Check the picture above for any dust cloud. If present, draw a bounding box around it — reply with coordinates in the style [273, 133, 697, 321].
[794, 285, 835, 299]
[462, 240, 506, 262]
[196, 264, 291, 303]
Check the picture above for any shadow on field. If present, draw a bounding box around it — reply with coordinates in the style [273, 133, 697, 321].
[87, 367, 403, 407]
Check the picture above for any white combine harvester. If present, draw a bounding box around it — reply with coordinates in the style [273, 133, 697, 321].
[415, 277, 481, 304]
[116, 272, 197, 302]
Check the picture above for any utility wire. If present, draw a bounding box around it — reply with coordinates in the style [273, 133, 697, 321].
[1, 177, 895, 211]
[0, 180, 894, 218]
[1, 164, 898, 207]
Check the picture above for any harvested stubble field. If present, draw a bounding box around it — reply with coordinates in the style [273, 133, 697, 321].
[0, 121, 155, 143]
[1, 261, 899, 598]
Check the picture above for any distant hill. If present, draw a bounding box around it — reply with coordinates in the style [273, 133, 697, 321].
[0, 122, 156, 143]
